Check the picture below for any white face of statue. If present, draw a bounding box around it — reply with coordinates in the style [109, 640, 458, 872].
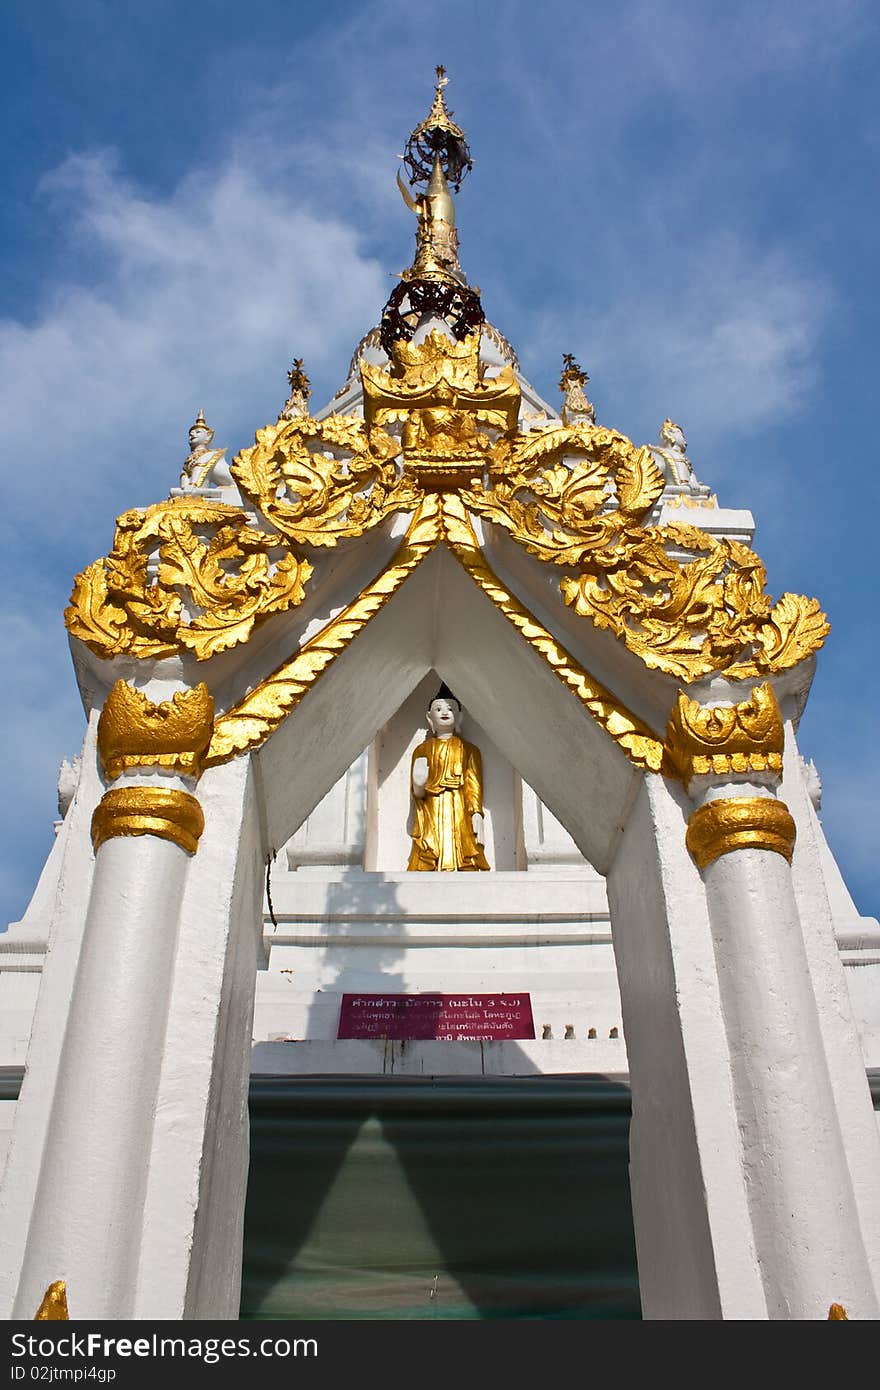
[427, 697, 460, 736]
[189, 426, 213, 452]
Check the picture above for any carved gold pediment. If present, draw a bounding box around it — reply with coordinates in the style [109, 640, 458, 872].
[65, 325, 829, 773]
[66, 496, 312, 663]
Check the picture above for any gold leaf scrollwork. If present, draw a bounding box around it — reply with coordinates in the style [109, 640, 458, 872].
[560, 522, 829, 682]
[464, 424, 665, 567]
[65, 498, 312, 662]
[230, 413, 420, 545]
[461, 414, 826, 682]
[65, 317, 829, 760]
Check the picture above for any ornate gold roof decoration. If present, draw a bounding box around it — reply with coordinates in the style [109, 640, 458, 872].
[401, 66, 472, 193]
[66, 497, 312, 662]
[64, 76, 829, 777]
[67, 321, 828, 693]
[559, 521, 828, 682]
[361, 329, 519, 486]
[230, 410, 419, 545]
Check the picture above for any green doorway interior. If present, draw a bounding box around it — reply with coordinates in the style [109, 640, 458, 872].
[240, 1075, 641, 1320]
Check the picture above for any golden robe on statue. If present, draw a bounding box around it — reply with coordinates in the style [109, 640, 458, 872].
[408, 734, 490, 872]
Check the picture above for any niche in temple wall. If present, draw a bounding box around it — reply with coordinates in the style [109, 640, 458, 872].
[284, 671, 601, 876]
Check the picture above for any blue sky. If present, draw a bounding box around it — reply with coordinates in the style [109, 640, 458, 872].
[2, 0, 878, 925]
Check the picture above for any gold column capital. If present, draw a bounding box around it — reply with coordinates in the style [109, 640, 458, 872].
[91, 785, 205, 855]
[97, 681, 215, 782]
[686, 796, 796, 870]
[665, 682, 784, 788]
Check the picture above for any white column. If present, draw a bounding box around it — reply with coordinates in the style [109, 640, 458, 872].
[608, 775, 767, 1320]
[13, 778, 200, 1320]
[690, 779, 879, 1320]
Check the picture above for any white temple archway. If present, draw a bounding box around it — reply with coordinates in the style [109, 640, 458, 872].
[2, 70, 879, 1322]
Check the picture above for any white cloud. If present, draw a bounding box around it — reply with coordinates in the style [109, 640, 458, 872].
[598, 239, 830, 447]
[1, 147, 388, 553]
[517, 234, 831, 457]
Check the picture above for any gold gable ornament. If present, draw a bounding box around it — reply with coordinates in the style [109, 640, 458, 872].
[361, 329, 520, 488]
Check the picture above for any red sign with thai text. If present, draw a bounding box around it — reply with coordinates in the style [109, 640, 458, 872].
[337, 993, 534, 1041]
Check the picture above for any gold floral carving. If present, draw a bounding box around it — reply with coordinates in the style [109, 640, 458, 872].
[230, 412, 419, 545]
[560, 522, 829, 682]
[440, 496, 666, 774]
[664, 682, 784, 787]
[463, 422, 665, 565]
[462, 420, 827, 680]
[206, 497, 443, 765]
[66, 497, 311, 662]
[685, 796, 796, 870]
[91, 785, 205, 855]
[97, 680, 215, 781]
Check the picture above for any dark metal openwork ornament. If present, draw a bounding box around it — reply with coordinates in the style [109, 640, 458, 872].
[401, 66, 473, 192]
[380, 280, 485, 358]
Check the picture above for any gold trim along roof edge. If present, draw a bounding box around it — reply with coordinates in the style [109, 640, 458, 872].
[206, 494, 667, 775]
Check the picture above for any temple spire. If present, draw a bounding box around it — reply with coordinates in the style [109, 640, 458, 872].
[401, 66, 473, 193]
[381, 69, 484, 357]
[397, 67, 473, 287]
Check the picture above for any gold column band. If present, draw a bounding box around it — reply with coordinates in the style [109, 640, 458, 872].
[686, 796, 796, 870]
[91, 786, 205, 855]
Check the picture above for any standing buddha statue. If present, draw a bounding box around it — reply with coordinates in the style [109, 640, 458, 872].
[408, 686, 490, 872]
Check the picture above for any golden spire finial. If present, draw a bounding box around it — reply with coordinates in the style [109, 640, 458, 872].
[286, 358, 310, 397]
[427, 65, 450, 125]
[401, 66, 472, 193]
[280, 357, 312, 421]
[396, 69, 474, 287]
